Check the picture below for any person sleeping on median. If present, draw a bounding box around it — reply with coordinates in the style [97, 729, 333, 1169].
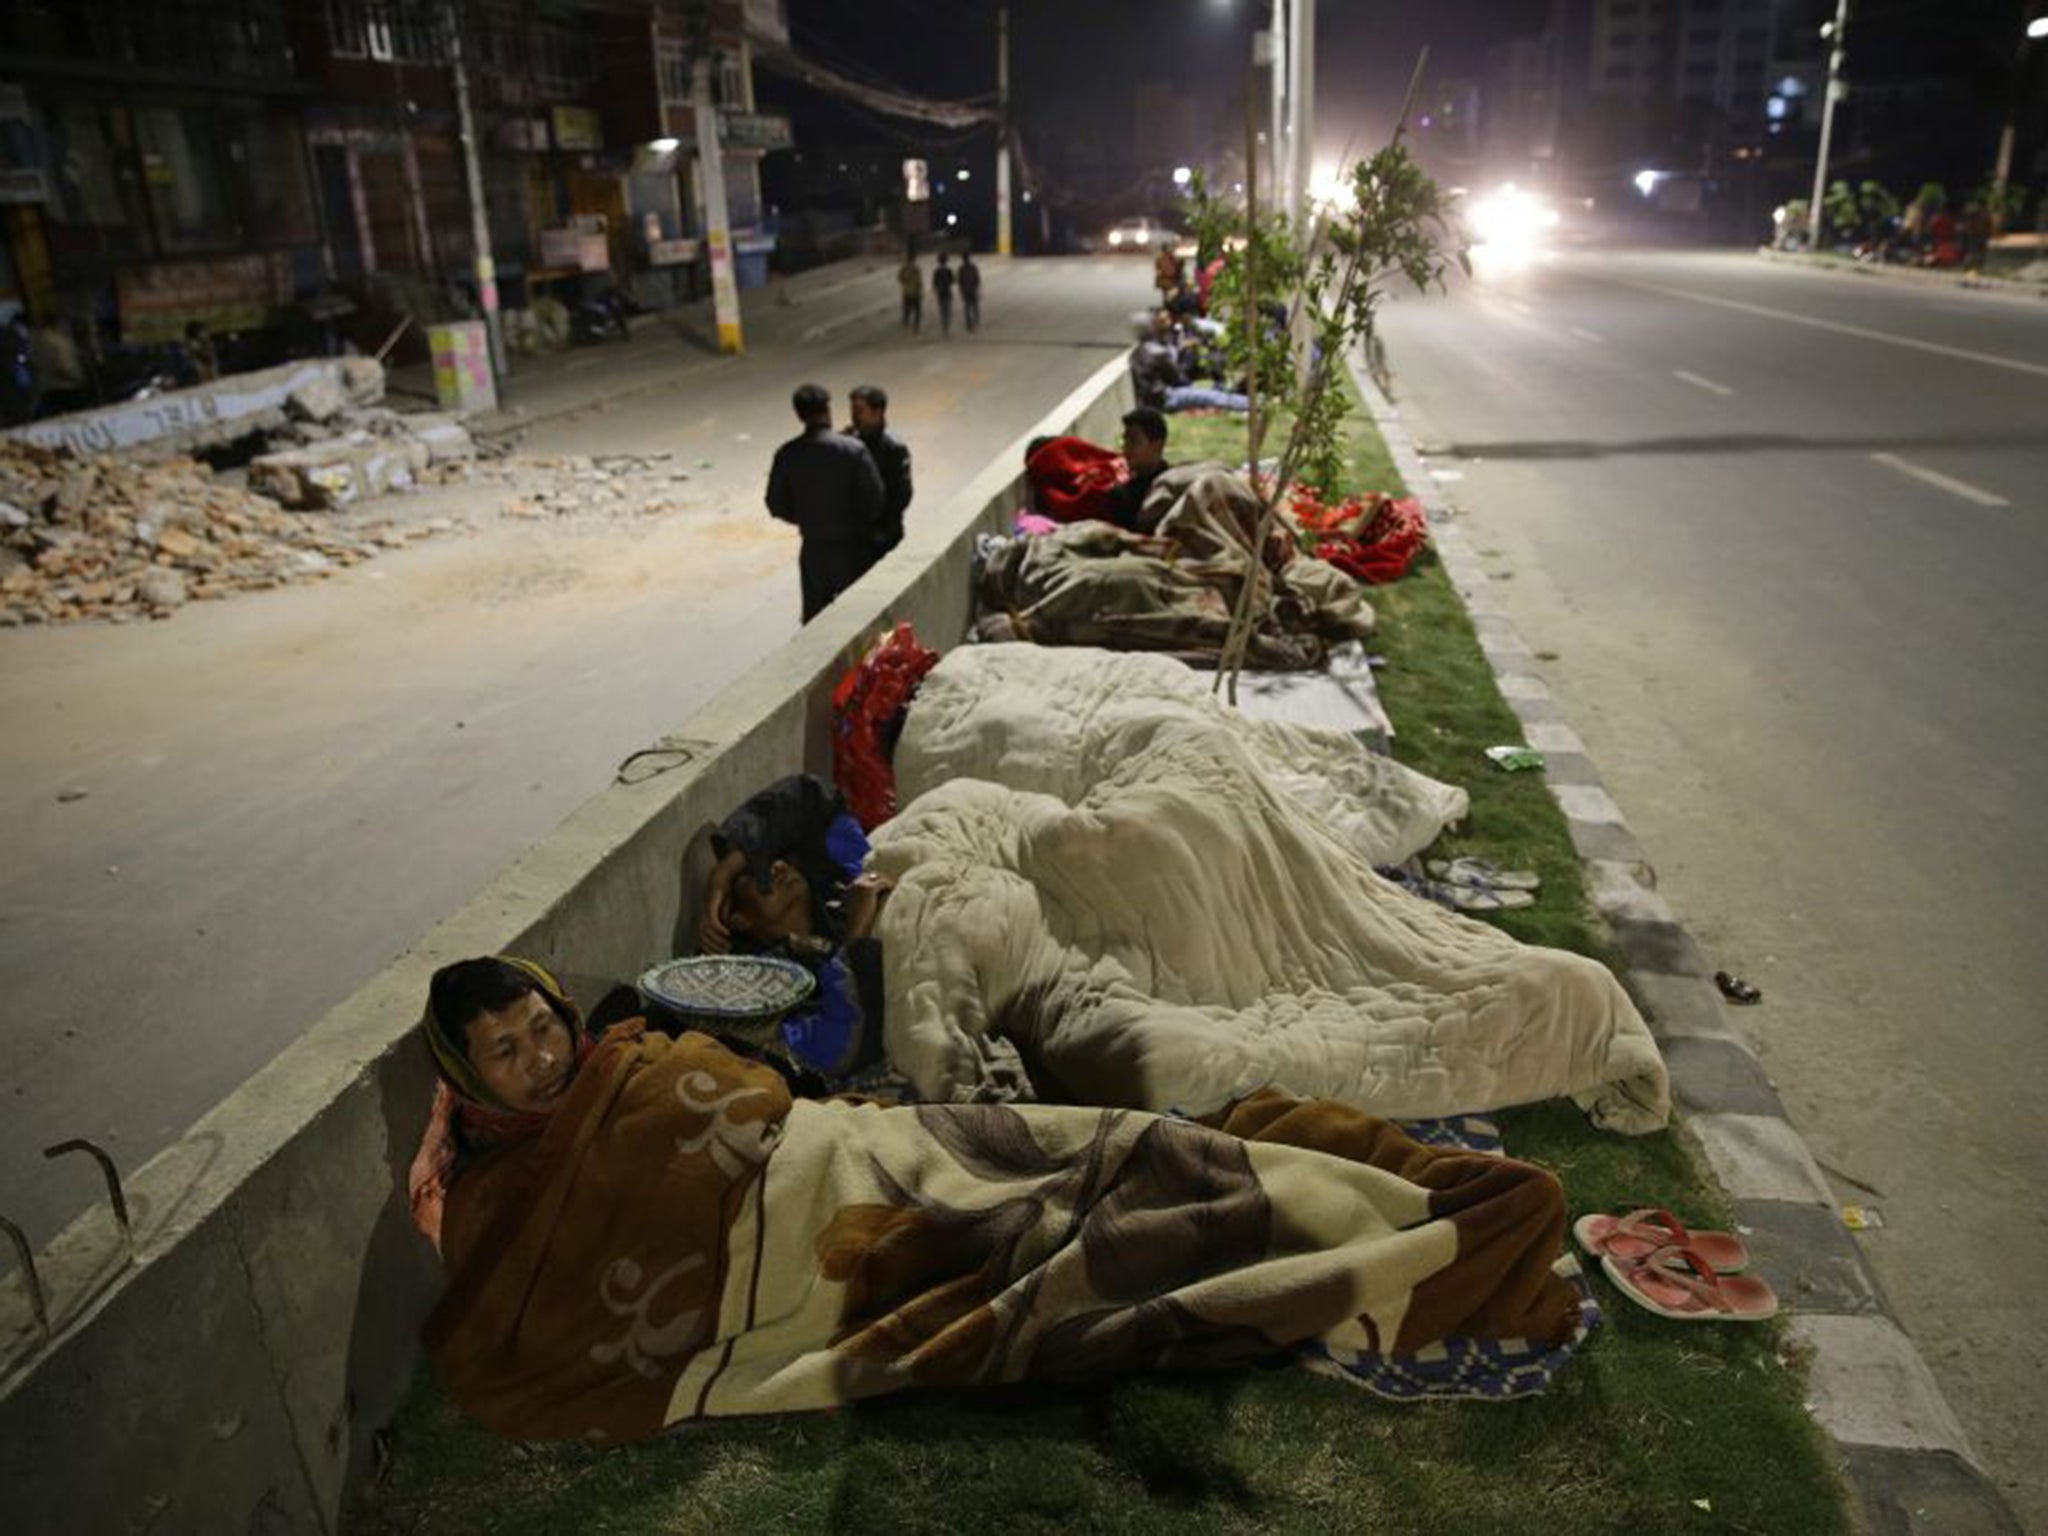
[409, 953, 1590, 1442]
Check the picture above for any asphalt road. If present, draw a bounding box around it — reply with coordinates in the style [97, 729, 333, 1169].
[0, 256, 1149, 1256]
[1377, 249, 2048, 1524]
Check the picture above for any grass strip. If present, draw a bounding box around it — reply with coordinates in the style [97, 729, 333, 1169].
[359, 397, 1850, 1535]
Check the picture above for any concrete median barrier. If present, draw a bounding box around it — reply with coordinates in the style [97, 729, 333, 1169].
[0, 353, 1135, 1534]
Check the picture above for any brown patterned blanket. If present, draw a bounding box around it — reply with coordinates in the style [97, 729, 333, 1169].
[427, 1025, 1580, 1442]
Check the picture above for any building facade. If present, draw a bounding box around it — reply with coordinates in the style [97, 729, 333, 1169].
[0, 0, 788, 376]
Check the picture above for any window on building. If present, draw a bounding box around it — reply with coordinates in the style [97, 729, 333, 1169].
[46, 101, 151, 259]
[655, 41, 744, 108]
[531, 16, 596, 98]
[134, 105, 240, 254]
[326, 1, 444, 65]
[224, 107, 318, 247]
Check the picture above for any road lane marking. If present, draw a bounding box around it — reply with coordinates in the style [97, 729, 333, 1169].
[1868, 452, 2011, 507]
[1615, 277, 2048, 380]
[1570, 326, 1604, 342]
[1673, 369, 1736, 396]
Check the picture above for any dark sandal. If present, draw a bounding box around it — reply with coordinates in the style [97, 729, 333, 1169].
[1714, 971, 1762, 1005]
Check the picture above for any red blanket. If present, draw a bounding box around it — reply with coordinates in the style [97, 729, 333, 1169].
[1026, 435, 1128, 524]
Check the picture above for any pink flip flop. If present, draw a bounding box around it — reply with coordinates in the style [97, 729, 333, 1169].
[1602, 1245, 1778, 1323]
[1573, 1207, 1751, 1273]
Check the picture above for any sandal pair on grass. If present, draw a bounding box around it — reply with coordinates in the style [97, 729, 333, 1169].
[1574, 1208, 1779, 1323]
[1419, 857, 1542, 912]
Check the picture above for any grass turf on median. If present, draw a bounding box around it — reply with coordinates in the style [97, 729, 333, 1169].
[358, 399, 1850, 1535]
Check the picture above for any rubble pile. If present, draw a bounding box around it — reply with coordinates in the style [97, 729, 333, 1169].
[0, 440, 420, 627]
[448, 452, 696, 519]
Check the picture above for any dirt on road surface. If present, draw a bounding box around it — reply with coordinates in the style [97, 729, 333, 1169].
[0, 256, 1147, 1256]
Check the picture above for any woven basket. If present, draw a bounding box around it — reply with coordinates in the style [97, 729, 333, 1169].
[637, 955, 817, 1047]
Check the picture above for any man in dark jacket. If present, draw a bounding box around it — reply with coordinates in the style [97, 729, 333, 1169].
[847, 383, 913, 554]
[767, 382, 888, 621]
[958, 253, 982, 332]
[931, 253, 956, 337]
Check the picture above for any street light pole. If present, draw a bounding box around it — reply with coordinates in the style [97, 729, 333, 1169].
[1806, 0, 1850, 252]
[996, 3, 1013, 256]
[1290, 0, 1315, 231]
[444, 1, 505, 378]
[1993, 17, 2048, 207]
[693, 54, 744, 354]
[1268, 0, 1287, 204]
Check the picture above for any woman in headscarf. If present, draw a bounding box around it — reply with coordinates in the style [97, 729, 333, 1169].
[409, 953, 1589, 1444]
[407, 956, 597, 1251]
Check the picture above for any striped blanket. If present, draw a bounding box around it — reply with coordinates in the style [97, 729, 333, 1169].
[426, 1026, 1582, 1442]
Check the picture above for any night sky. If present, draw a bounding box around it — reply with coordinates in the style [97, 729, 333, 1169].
[759, 0, 2042, 238]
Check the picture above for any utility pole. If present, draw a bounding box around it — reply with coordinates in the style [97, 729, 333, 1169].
[693, 54, 744, 353]
[1268, 0, 1288, 204]
[996, 3, 1013, 256]
[1291, 0, 1315, 229]
[1806, 0, 1850, 253]
[444, 1, 505, 377]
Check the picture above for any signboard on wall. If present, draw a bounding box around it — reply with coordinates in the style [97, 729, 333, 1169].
[718, 112, 793, 152]
[116, 253, 294, 342]
[550, 107, 603, 152]
[0, 168, 49, 205]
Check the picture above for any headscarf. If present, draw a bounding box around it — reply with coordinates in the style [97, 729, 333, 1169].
[409, 956, 594, 1253]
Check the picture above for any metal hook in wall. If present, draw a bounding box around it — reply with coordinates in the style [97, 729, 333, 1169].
[43, 1138, 134, 1264]
[0, 1215, 49, 1343]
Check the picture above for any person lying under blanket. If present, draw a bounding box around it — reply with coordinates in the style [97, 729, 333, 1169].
[413, 954, 1592, 1441]
[981, 462, 1373, 671]
[874, 644, 1671, 1133]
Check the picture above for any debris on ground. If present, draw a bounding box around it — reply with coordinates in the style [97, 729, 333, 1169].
[1484, 744, 1546, 772]
[445, 452, 696, 520]
[3, 415, 694, 626]
[0, 440, 421, 627]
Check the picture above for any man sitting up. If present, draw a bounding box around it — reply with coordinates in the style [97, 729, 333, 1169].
[766, 382, 888, 622]
[1106, 406, 1171, 531]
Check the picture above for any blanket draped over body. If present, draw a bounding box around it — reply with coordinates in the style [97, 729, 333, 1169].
[873, 646, 1669, 1131]
[977, 463, 1374, 670]
[426, 1025, 1583, 1442]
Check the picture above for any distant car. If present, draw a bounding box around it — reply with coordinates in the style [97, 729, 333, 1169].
[1102, 216, 1178, 253]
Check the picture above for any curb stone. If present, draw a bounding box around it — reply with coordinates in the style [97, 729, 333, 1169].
[1350, 359, 2025, 1534]
[1754, 246, 2048, 301]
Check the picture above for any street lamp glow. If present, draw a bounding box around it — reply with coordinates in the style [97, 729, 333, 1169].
[1633, 169, 1664, 196]
[1172, 165, 1193, 187]
[956, 168, 971, 180]
[946, 213, 959, 226]
[2029, 16, 2048, 38]
[648, 137, 680, 153]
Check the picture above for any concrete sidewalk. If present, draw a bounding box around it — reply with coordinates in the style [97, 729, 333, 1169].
[1755, 245, 2048, 300]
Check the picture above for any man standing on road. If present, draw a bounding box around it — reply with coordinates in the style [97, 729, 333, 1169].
[958, 253, 982, 333]
[932, 254, 957, 337]
[767, 383, 888, 622]
[898, 253, 923, 333]
[848, 384, 913, 556]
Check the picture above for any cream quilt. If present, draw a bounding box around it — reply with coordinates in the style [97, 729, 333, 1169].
[873, 648, 1668, 1133]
